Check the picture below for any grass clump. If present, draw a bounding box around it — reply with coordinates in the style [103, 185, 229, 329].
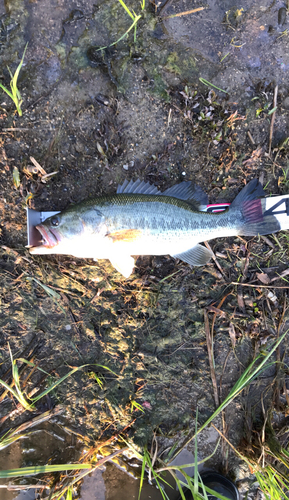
[128, 328, 289, 499]
[0, 43, 28, 116]
[0, 344, 119, 412]
[98, 0, 145, 50]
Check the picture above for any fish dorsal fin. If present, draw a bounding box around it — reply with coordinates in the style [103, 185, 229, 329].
[172, 244, 213, 266]
[230, 179, 265, 207]
[163, 182, 209, 206]
[117, 179, 209, 208]
[117, 179, 162, 195]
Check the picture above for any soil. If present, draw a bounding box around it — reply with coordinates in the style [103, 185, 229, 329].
[0, 1, 289, 499]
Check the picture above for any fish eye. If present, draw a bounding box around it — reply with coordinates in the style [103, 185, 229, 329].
[51, 216, 60, 227]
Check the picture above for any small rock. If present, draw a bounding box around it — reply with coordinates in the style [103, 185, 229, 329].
[283, 96, 289, 109]
[278, 7, 287, 26]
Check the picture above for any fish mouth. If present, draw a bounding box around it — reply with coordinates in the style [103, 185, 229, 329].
[30, 224, 59, 252]
[36, 224, 59, 247]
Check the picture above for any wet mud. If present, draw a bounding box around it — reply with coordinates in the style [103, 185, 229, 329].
[0, 0, 289, 498]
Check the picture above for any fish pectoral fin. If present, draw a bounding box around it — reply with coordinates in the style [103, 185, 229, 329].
[109, 255, 135, 278]
[172, 244, 213, 266]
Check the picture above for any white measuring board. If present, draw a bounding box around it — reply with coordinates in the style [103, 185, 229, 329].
[26, 208, 60, 247]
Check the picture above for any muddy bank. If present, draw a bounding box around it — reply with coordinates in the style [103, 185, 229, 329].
[0, 0, 289, 498]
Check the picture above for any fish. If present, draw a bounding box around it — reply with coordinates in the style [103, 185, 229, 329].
[29, 178, 281, 278]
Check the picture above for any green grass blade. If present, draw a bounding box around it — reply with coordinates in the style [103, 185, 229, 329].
[174, 474, 187, 500]
[98, 15, 141, 50]
[144, 451, 168, 500]
[31, 364, 110, 403]
[32, 363, 119, 403]
[0, 82, 14, 100]
[170, 328, 289, 462]
[66, 487, 73, 500]
[10, 43, 28, 96]
[18, 358, 50, 376]
[0, 463, 93, 478]
[138, 448, 146, 500]
[117, 0, 135, 20]
[26, 276, 61, 300]
[194, 409, 198, 496]
[31, 366, 81, 403]
[0, 432, 29, 451]
[199, 78, 228, 93]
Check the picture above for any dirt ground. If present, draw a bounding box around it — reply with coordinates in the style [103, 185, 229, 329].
[0, 1, 289, 499]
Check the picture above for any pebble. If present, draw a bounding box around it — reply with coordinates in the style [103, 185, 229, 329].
[278, 7, 287, 26]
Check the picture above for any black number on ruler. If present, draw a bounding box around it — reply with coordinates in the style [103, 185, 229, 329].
[264, 198, 289, 217]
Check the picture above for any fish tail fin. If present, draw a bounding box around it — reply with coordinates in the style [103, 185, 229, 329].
[231, 179, 281, 236]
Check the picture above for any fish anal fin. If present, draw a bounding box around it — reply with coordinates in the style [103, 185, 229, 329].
[107, 229, 142, 243]
[109, 255, 135, 278]
[172, 244, 213, 266]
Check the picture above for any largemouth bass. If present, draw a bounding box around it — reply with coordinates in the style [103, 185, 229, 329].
[29, 178, 281, 277]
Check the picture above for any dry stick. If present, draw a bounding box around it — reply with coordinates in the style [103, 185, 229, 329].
[210, 293, 231, 341]
[231, 282, 289, 289]
[261, 235, 275, 249]
[1, 406, 63, 438]
[275, 296, 287, 409]
[211, 423, 254, 472]
[0, 485, 47, 490]
[2, 128, 31, 132]
[238, 250, 250, 313]
[268, 84, 278, 156]
[247, 130, 255, 145]
[204, 241, 225, 276]
[163, 7, 205, 19]
[204, 310, 219, 407]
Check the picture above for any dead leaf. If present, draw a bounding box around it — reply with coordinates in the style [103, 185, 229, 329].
[207, 305, 226, 317]
[242, 146, 263, 168]
[256, 272, 271, 285]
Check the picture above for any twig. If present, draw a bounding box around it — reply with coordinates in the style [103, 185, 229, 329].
[0, 484, 47, 490]
[204, 241, 225, 276]
[274, 296, 287, 409]
[163, 7, 205, 19]
[211, 424, 253, 470]
[204, 310, 219, 407]
[237, 285, 246, 313]
[2, 128, 31, 131]
[268, 84, 278, 155]
[231, 282, 289, 289]
[211, 293, 231, 339]
[260, 235, 275, 249]
[247, 130, 255, 145]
